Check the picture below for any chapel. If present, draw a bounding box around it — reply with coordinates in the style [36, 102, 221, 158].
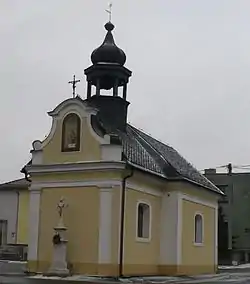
[22, 20, 222, 276]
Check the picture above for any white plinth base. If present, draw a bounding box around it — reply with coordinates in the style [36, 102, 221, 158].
[47, 241, 69, 277]
[46, 268, 70, 277]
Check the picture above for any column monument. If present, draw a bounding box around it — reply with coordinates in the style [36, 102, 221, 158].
[47, 197, 70, 276]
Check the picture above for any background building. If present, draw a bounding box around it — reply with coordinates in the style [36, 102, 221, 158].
[204, 168, 250, 264]
[0, 178, 29, 260]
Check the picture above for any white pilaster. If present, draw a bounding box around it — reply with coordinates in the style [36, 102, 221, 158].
[28, 186, 41, 262]
[159, 191, 179, 265]
[98, 187, 113, 263]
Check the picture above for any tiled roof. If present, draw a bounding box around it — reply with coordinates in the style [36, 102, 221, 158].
[126, 125, 221, 194]
[0, 178, 30, 190]
[98, 118, 222, 194]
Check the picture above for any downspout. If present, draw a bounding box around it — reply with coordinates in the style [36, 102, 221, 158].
[119, 164, 134, 278]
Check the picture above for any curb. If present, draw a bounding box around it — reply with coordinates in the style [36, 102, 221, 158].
[0, 273, 26, 277]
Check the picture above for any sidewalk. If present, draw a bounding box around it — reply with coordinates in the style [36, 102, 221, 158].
[28, 274, 226, 283]
[2, 263, 248, 283]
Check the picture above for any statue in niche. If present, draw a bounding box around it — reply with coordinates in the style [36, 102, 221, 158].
[61, 113, 80, 152]
[67, 129, 77, 148]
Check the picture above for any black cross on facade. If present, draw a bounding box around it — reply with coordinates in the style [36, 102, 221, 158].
[68, 75, 80, 98]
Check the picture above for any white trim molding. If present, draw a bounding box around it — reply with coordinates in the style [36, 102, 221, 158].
[135, 200, 152, 243]
[42, 98, 110, 148]
[179, 193, 217, 209]
[43, 98, 99, 148]
[126, 182, 162, 197]
[98, 187, 113, 264]
[26, 161, 126, 174]
[30, 179, 161, 198]
[31, 179, 121, 190]
[193, 212, 204, 246]
[48, 98, 97, 117]
[28, 187, 41, 262]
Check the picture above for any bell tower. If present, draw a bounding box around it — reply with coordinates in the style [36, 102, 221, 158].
[84, 21, 132, 130]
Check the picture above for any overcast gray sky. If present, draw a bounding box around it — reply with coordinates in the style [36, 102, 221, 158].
[1, 0, 250, 182]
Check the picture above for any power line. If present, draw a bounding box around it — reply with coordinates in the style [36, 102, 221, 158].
[201, 163, 250, 172]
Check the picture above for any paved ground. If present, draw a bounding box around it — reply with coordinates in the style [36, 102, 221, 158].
[2, 261, 250, 284]
[1, 274, 250, 284]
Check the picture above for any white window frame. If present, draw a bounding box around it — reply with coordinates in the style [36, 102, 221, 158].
[136, 200, 152, 243]
[194, 212, 204, 246]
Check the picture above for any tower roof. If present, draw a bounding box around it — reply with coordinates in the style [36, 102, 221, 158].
[91, 22, 126, 66]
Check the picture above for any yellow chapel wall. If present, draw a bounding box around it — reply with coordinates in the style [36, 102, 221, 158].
[42, 117, 101, 164]
[103, 169, 164, 277]
[17, 189, 30, 244]
[170, 181, 218, 275]
[116, 170, 163, 276]
[123, 188, 161, 276]
[37, 186, 100, 274]
[180, 199, 216, 275]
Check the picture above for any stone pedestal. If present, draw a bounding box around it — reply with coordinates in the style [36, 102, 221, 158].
[46, 217, 69, 277]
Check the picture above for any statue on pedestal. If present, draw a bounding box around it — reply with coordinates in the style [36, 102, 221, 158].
[46, 196, 70, 277]
[57, 197, 67, 218]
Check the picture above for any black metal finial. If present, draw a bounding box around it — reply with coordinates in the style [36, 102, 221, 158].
[68, 75, 80, 98]
[90, 19, 126, 66]
[105, 22, 114, 32]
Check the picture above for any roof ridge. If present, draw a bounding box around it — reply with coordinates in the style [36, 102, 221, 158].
[128, 123, 171, 147]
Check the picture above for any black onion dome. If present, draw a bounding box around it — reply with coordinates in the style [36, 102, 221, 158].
[91, 22, 126, 66]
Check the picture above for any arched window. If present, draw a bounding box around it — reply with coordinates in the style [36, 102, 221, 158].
[194, 213, 203, 244]
[61, 113, 81, 152]
[137, 202, 151, 240]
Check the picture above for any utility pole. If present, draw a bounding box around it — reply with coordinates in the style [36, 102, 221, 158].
[227, 163, 233, 261]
